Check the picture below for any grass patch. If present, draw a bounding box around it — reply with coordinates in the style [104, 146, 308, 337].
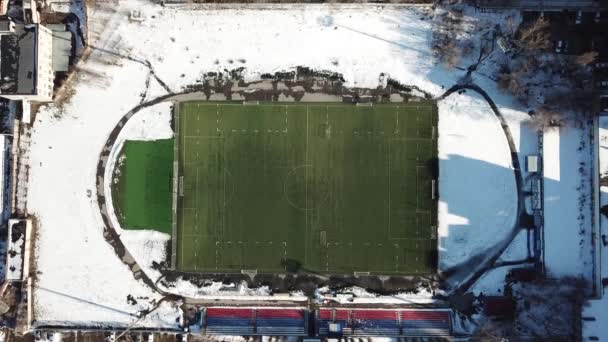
[175, 102, 438, 275]
[113, 139, 174, 234]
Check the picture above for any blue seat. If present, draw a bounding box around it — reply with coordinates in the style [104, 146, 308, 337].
[257, 318, 304, 327]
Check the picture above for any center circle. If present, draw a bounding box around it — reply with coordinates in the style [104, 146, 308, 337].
[284, 165, 329, 211]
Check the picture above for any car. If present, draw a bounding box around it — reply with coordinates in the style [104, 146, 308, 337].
[601, 96, 608, 108]
[576, 10, 583, 24]
[597, 80, 608, 88]
[497, 37, 512, 53]
[596, 62, 608, 69]
[600, 96, 608, 112]
[556, 40, 563, 53]
[595, 11, 601, 23]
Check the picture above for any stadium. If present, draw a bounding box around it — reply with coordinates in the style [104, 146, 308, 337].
[27, 2, 599, 339]
[112, 100, 439, 277]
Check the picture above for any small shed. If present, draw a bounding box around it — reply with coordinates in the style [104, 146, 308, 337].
[527, 155, 539, 173]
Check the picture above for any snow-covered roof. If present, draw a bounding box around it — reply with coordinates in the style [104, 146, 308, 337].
[597, 117, 608, 284]
[542, 127, 594, 280]
[583, 296, 608, 341]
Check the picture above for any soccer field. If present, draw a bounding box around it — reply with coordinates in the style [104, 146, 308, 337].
[174, 101, 438, 274]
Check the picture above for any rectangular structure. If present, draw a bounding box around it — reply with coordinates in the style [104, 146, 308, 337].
[316, 308, 452, 337]
[543, 127, 593, 279]
[527, 155, 539, 173]
[0, 24, 54, 101]
[175, 101, 438, 274]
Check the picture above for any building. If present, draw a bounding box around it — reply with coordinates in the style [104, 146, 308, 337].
[0, 21, 53, 102]
[476, 0, 608, 11]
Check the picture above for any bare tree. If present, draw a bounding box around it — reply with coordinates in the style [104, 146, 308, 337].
[498, 58, 536, 103]
[510, 278, 584, 339]
[431, 8, 474, 69]
[498, 68, 529, 103]
[434, 40, 463, 68]
[575, 51, 599, 66]
[516, 16, 551, 52]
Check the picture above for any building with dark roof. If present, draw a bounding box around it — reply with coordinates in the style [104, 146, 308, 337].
[0, 22, 53, 102]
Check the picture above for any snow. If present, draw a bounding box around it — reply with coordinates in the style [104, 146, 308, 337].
[542, 123, 594, 282]
[317, 286, 438, 305]
[120, 102, 174, 141]
[582, 295, 608, 341]
[103, 101, 174, 285]
[26, 0, 591, 328]
[471, 267, 510, 297]
[27, 58, 181, 327]
[119, 230, 169, 279]
[158, 280, 281, 301]
[511, 280, 582, 339]
[97, 1, 463, 97]
[472, 75, 539, 176]
[498, 229, 530, 263]
[598, 117, 608, 289]
[437, 91, 517, 272]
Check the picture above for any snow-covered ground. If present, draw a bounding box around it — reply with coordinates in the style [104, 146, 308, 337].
[28, 57, 182, 327]
[437, 91, 517, 272]
[111, 2, 453, 95]
[317, 286, 438, 305]
[105, 102, 175, 280]
[26, 0, 597, 330]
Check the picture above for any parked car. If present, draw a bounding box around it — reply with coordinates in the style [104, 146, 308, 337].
[497, 37, 512, 53]
[576, 10, 583, 24]
[600, 96, 608, 112]
[596, 62, 608, 69]
[597, 80, 608, 88]
[555, 40, 564, 53]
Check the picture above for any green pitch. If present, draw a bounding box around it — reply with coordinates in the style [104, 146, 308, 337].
[114, 139, 174, 234]
[175, 101, 437, 274]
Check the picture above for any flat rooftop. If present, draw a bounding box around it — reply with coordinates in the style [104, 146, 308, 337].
[0, 24, 36, 95]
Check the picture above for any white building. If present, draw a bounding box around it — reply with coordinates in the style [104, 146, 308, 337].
[582, 114, 608, 341]
[0, 22, 54, 102]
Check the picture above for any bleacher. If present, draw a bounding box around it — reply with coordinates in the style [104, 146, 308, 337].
[203, 307, 308, 336]
[256, 308, 307, 335]
[316, 308, 351, 336]
[202, 306, 451, 337]
[352, 309, 400, 336]
[204, 308, 255, 335]
[401, 310, 452, 336]
[316, 308, 452, 338]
